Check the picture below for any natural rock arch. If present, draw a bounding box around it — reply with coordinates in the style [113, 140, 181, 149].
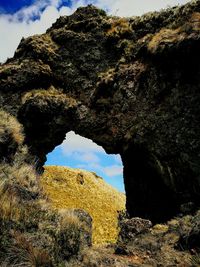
[1, 2, 200, 222]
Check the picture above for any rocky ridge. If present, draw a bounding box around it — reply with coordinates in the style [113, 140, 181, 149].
[0, 1, 200, 265]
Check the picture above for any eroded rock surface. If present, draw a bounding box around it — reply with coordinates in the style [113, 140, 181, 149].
[0, 1, 200, 222]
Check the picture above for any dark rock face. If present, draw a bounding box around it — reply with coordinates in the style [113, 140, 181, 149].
[118, 217, 152, 241]
[55, 209, 92, 260]
[73, 209, 93, 247]
[116, 217, 152, 255]
[0, 2, 200, 222]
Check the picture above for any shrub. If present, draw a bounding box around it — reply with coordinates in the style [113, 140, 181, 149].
[55, 210, 83, 260]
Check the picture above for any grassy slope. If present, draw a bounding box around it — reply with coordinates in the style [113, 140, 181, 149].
[41, 166, 125, 244]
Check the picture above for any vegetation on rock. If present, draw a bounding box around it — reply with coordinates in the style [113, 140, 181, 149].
[0, 1, 200, 265]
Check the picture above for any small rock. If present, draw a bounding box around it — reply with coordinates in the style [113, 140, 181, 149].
[118, 217, 152, 243]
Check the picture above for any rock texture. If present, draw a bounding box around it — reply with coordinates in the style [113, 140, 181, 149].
[0, 1, 200, 222]
[114, 211, 200, 266]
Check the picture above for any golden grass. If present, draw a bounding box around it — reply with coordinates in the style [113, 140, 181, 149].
[106, 18, 132, 37]
[190, 12, 200, 31]
[41, 166, 126, 244]
[148, 28, 185, 53]
[21, 86, 77, 107]
[148, 12, 200, 54]
[152, 224, 169, 235]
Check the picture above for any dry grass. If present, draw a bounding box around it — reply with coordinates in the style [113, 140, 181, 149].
[59, 209, 82, 230]
[106, 18, 132, 38]
[152, 224, 169, 235]
[148, 27, 185, 53]
[0, 179, 22, 221]
[21, 86, 77, 107]
[6, 231, 53, 267]
[0, 162, 40, 196]
[0, 162, 41, 222]
[0, 109, 24, 145]
[148, 12, 200, 54]
[15, 33, 59, 59]
[190, 12, 200, 31]
[41, 166, 126, 244]
[10, 164, 39, 193]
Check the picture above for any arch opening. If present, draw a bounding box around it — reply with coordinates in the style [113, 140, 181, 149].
[45, 131, 125, 193]
[42, 131, 125, 244]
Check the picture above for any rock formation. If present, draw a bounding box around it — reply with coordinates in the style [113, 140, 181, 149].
[0, 0, 200, 223]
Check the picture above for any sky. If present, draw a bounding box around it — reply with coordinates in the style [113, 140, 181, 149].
[46, 131, 124, 192]
[0, 0, 191, 192]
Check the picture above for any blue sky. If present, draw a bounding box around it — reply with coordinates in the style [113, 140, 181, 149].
[0, 0, 191, 192]
[0, 0, 191, 62]
[46, 132, 124, 192]
[0, 0, 35, 13]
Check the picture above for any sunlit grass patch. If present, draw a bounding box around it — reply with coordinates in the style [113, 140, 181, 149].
[41, 166, 126, 244]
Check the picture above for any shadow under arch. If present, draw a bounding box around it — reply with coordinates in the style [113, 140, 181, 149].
[18, 95, 181, 223]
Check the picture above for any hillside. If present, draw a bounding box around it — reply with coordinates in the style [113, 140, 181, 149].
[41, 166, 126, 244]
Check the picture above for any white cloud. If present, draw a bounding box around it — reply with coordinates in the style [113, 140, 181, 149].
[60, 131, 123, 178]
[113, 154, 122, 164]
[0, 0, 74, 62]
[61, 131, 105, 155]
[96, 0, 191, 17]
[76, 162, 123, 177]
[72, 151, 100, 163]
[103, 165, 123, 177]
[10, 0, 61, 22]
[0, 0, 191, 62]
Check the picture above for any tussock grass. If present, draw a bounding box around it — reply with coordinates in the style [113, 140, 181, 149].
[0, 109, 24, 146]
[0, 162, 40, 196]
[42, 166, 125, 244]
[0, 179, 22, 221]
[0, 162, 42, 223]
[6, 231, 53, 267]
[148, 27, 184, 53]
[148, 12, 200, 53]
[59, 209, 83, 231]
[21, 86, 77, 107]
[106, 18, 132, 38]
